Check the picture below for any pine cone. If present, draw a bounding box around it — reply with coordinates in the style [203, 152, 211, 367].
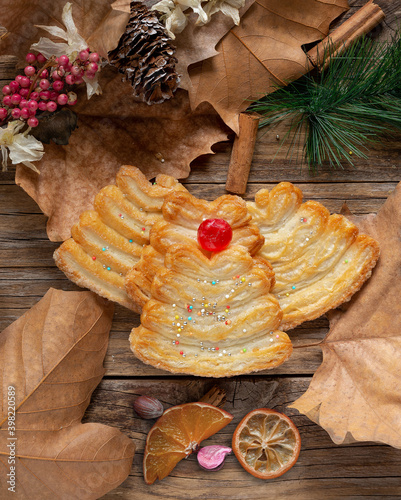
[108, 2, 180, 105]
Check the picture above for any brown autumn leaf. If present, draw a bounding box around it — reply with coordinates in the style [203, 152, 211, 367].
[290, 182, 401, 448]
[0, 0, 123, 61]
[0, 1, 229, 241]
[15, 66, 229, 242]
[188, 0, 349, 133]
[0, 288, 136, 499]
[174, 0, 255, 90]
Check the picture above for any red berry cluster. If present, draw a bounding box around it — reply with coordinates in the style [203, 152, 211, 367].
[0, 49, 100, 128]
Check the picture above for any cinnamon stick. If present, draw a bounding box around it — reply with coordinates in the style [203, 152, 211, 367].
[307, 1, 385, 71]
[199, 385, 227, 408]
[225, 111, 260, 195]
[225, 2, 385, 194]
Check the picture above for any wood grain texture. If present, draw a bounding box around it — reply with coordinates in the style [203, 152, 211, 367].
[2, 1, 401, 497]
[84, 378, 401, 499]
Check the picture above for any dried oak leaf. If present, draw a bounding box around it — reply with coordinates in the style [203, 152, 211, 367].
[0, 288, 135, 499]
[15, 66, 229, 242]
[174, 0, 255, 90]
[0, 0, 127, 62]
[188, 0, 349, 133]
[290, 182, 401, 448]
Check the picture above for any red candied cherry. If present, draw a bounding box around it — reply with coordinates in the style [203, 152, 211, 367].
[3, 95, 12, 106]
[28, 100, 38, 112]
[20, 107, 30, 120]
[78, 49, 89, 61]
[11, 93, 22, 105]
[197, 219, 233, 252]
[53, 80, 64, 92]
[58, 54, 69, 67]
[37, 53, 46, 64]
[24, 65, 36, 77]
[38, 101, 47, 111]
[39, 90, 50, 101]
[15, 75, 24, 84]
[9, 81, 19, 93]
[39, 69, 49, 79]
[20, 76, 31, 88]
[46, 101, 57, 112]
[57, 93, 68, 105]
[19, 88, 29, 97]
[39, 79, 50, 90]
[0, 108, 7, 120]
[25, 52, 36, 63]
[30, 91, 39, 101]
[11, 108, 21, 119]
[27, 116, 39, 127]
[84, 71, 95, 80]
[65, 74, 75, 85]
[49, 91, 59, 101]
[19, 99, 29, 109]
[89, 52, 100, 63]
[2, 84, 11, 95]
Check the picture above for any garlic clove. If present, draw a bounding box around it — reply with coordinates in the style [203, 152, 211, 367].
[133, 395, 164, 419]
[197, 445, 232, 471]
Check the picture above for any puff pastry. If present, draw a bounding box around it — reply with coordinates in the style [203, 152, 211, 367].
[125, 191, 264, 307]
[129, 244, 292, 377]
[54, 165, 186, 310]
[247, 183, 380, 330]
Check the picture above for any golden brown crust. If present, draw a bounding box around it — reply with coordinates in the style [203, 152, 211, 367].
[247, 183, 380, 330]
[125, 191, 265, 307]
[54, 166, 186, 309]
[129, 244, 292, 377]
[125, 247, 164, 309]
[54, 238, 140, 312]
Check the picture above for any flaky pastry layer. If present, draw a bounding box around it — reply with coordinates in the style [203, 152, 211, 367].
[247, 183, 380, 330]
[125, 190, 265, 307]
[54, 166, 186, 310]
[130, 244, 292, 377]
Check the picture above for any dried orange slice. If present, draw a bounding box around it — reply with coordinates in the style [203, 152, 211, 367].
[232, 408, 301, 479]
[143, 402, 233, 484]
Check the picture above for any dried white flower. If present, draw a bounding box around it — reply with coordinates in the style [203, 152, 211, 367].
[0, 121, 44, 173]
[202, 0, 245, 25]
[152, 0, 238, 38]
[30, 2, 101, 98]
[151, 0, 188, 39]
[31, 3, 87, 59]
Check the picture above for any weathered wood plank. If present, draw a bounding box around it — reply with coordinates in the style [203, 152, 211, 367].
[0, 181, 393, 244]
[1, 182, 396, 213]
[80, 377, 401, 499]
[3, 147, 401, 185]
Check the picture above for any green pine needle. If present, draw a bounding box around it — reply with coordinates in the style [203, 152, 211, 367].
[251, 32, 401, 172]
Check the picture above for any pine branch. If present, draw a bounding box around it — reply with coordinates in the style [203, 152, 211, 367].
[251, 33, 401, 172]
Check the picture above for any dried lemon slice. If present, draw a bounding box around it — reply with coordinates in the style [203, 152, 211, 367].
[232, 408, 301, 479]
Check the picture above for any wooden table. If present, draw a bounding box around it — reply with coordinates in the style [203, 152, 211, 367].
[2, 1, 401, 498]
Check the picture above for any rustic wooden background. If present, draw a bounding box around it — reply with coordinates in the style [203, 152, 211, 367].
[1, 0, 401, 498]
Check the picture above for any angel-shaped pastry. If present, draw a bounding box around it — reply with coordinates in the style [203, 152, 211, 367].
[129, 243, 292, 377]
[247, 183, 380, 329]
